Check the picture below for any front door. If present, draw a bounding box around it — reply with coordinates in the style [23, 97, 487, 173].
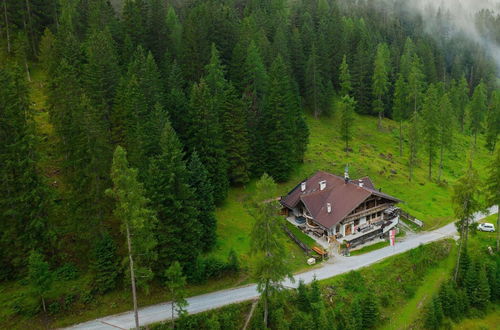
[345, 224, 352, 236]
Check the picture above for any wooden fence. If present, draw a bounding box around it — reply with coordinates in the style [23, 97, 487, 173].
[283, 225, 313, 256]
[399, 210, 424, 228]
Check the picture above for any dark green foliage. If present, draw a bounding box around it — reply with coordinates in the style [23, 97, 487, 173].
[485, 91, 500, 151]
[361, 291, 379, 329]
[473, 264, 490, 310]
[91, 232, 119, 294]
[188, 151, 217, 252]
[0, 66, 51, 280]
[469, 82, 488, 144]
[187, 79, 228, 204]
[145, 121, 201, 272]
[27, 251, 53, 313]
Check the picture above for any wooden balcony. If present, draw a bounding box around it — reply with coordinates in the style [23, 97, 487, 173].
[343, 203, 391, 223]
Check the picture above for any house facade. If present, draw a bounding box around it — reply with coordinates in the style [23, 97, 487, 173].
[280, 170, 401, 248]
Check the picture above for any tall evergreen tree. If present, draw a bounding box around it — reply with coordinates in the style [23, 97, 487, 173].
[450, 76, 470, 132]
[262, 56, 296, 182]
[0, 66, 50, 280]
[242, 41, 268, 177]
[91, 231, 119, 294]
[145, 121, 201, 271]
[422, 84, 439, 181]
[188, 151, 217, 252]
[305, 43, 326, 118]
[392, 74, 409, 156]
[187, 79, 228, 204]
[106, 146, 158, 329]
[407, 56, 425, 113]
[408, 110, 421, 182]
[249, 174, 293, 328]
[469, 81, 487, 145]
[372, 43, 390, 129]
[339, 54, 352, 96]
[339, 95, 356, 153]
[437, 92, 454, 182]
[485, 91, 500, 152]
[165, 261, 188, 328]
[485, 146, 500, 252]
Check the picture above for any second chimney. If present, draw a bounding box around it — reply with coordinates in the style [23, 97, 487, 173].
[319, 180, 326, 191]
[327, 203, 332, 213]
[301, 182, 306, 192]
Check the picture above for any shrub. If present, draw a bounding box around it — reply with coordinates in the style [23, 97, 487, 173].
[55, 263, 79, 281]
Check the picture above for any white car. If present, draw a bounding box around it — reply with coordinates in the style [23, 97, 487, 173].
[477, 223, 496, 232]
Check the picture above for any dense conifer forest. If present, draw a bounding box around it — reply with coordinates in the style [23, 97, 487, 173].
[1, 0, 500, 327]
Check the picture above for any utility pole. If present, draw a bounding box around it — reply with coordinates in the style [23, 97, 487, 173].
[126, 223, 140, 330]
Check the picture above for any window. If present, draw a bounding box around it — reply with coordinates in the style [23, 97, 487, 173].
[354, 219, 360, 226]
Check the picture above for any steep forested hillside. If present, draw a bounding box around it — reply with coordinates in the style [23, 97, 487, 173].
[1, 0, 500, 327]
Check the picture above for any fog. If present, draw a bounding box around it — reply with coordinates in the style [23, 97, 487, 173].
[394, 0, 500, 72]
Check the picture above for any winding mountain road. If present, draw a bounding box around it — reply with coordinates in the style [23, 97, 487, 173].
[67, 206, 498, 330]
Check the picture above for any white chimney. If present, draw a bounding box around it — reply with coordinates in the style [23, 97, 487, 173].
[327, 203, 332, 213]
[301, 182, 306, 192]
[359, 181, 364, 188]
[319, 180, 326, 191]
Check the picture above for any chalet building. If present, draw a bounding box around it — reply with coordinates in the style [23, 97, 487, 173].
[280, 170, 401, 248]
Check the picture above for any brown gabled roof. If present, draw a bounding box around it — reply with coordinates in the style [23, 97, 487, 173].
[280, 171, 401, 229]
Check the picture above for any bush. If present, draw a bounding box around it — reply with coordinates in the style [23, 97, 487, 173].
[55, 263, 79, 281]
[10, 293, 40, 317]
[48, 301, 61, 315]
[186, 252, 241, 284]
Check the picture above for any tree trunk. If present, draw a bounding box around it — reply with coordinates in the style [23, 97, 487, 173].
[41, 296, 46, 313]
[378, 110, 382, 130]
[263, 289, 268, 329]
[399, 121, 403, 157]
[438, 145, 444, 183]
[25, 0, 37, 57]
[3, 0, 10, 53]
[25, 59, 31, 82]
[126, 223, 140, 330]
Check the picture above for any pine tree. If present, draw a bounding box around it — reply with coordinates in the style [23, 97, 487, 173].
[372, 43, 390, 129]
[164, 61, 189, 143]
[361, 291, 379, 328]
[485, 91, 500, 152]
[437, 92, 454, 182]
[469, 82, 487, 145]
[106, 146, 158, 329]
[242, 41, 268, 177]
[393, 74, 409, 156]
[145, 121, 201, 271]
[474, 264, 490, 310]
[305, 43, 326, 118]
[339, 95, 356, 153]
[296, 280, 311, 311]
[0, 66, 50, 280]
[262, 56, 296, 182]
[407, 55, 425, 113]
[91, 231, 119, 294]
[485, 146, 500, 252]
[452, 164, 482, 282]
[422, 84, 439, 181]
[165, 261, 188, 328]
[339, 54, 352, 96]
[249, 174, 293, 327]
[221, 83, 251, 185]
[408, 110, 421, 181]
[450, 76, 470, 132]
[188, 151, 217, 252]
[27, 251, 53, 314]
[187, 79, 228, 204]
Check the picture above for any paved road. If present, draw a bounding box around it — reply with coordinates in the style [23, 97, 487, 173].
[67, 206, 497, 330]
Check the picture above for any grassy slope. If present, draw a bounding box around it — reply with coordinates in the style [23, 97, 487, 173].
[211, 113, 491, 267]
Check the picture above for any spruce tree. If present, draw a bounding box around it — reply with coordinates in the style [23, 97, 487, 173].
[0, 66, 50, 280]
[242, 41, 268, 177]
[27, 251, 53, 314]
[485, 91, 500, 152]
[474, 265, 490, 310]
[91, 231, 119, 294]
[485, 146, 500, 252]
[362, 291, 379, 329]
[305, 43, 326, 118]
[451, 76, 470, 132]
[408, 110, 421, 182]
[187, 79, 228, 204]
[372, 43, 390, 129]
[188, 151, 217, 252]
[422, 84, 439, 181]
[145, 121, 201, 271]
[262, 56, 296, 182]
[436, 92, 454, 182]
[469, 82, 487, 145]
[392, 74, 409, 156]
[339, 95, 356, 153]
[407, 55, 425, 113]
[339, 54, 352, 96]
